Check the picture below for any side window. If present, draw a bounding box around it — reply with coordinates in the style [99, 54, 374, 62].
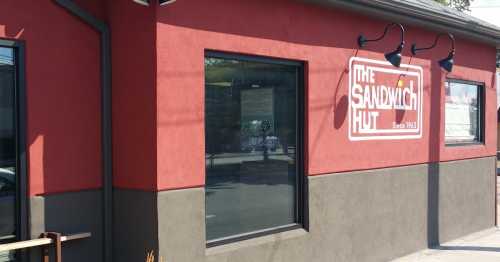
[0, 45, 20, 262]
[204, 52, 304, 245]
[444, 79, 484, 145]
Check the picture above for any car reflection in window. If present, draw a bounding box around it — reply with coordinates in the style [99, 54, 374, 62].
[0, 167, 15, 238]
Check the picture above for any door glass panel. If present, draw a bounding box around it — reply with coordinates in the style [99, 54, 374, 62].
[0, 46, 16, 261]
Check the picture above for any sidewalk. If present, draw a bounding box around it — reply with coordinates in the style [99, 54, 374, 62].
[392, 228, 500, 262]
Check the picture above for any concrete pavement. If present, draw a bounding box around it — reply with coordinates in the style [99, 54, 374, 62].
[392, 228, 500, 262]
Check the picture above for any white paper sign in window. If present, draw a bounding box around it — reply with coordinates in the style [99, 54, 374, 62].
[444, 81, 482, 144]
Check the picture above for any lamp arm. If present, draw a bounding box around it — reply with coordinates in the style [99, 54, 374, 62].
[411, 33, 455, 55]
[362, 23, 405, 45]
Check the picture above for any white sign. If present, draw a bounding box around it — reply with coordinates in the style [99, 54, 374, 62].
[444, 81, 479, 142]
[348, 57, 423, 141]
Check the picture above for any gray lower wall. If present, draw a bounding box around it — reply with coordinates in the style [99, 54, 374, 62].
[437, 158, 496, 242]
[148, 156, 495, 262]
[24, 158, 495, 262]
[29, 190, 103, 262]
[157, 188, 206, 262]
[110, 157, 495, 262]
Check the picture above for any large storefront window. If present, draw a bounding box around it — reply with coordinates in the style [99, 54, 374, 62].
[0, 46, 17, 261]
[445, 79, 484, 145]
[205, 52, 303, 244]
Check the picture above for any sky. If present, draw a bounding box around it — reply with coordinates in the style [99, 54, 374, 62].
[470, 1, 500, 108]
[470, 0, 500, 27]
[0, 47, 13, 65]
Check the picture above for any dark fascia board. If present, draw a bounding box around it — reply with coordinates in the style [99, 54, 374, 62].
[301, 0, 500, 48]
[54, 0, 107, 32]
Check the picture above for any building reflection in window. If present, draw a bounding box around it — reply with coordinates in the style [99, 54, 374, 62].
[205, 54, 301, 242]
[0, 46, 17, 261]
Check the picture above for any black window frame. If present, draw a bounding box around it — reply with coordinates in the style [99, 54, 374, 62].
[0, 39, 28, 260]
[204, 50, 307, 247]
[444, 78, 485, 146]
[496, 50, 499, 68]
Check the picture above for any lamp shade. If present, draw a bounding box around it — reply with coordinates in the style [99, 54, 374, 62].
[411, 33, 455, 73]
[385, 47, 403, 67]
[438, 53, 454, 72]
[159, 0, 176, 4]
[133, 0, 149, 5]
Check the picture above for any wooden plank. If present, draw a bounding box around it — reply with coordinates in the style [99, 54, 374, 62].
[0, 239, 51, 252]
[0, 232, 91, 252]
[61, 232, 91, 242]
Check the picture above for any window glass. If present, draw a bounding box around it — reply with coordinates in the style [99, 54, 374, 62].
[205, 54, 301, 243]
[0, 46, 16, 262]
[496, 51, 499, 68]
[444, 80, 483, 144]
[497, 72, 500, 110]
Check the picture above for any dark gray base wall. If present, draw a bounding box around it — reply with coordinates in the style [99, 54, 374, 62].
[29, 190, 103, 262]
[113, 188, 205, 262]
[115, 157, 496, 262]
[113, 189, 159, 262]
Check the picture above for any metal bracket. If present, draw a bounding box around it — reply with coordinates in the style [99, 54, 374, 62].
[40, 232, 62, 262]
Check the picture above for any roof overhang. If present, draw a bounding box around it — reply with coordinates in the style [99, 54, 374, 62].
[300, 0, 500, 49]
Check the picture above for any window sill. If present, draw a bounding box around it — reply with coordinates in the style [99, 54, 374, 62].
[445, 142, 485, 147]
[205, 228, 308, 256]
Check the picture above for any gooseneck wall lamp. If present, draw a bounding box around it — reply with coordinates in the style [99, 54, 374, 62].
[358, 23, 406, 67]
[411, 33, 455, 72]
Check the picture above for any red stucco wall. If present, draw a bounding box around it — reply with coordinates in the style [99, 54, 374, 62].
[0, 0, 102, 196]
[108, 0, 158, 190]
[155, 0, 497, 190]
[74, 0, 107, 22]
[1, 0, 495, 193]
